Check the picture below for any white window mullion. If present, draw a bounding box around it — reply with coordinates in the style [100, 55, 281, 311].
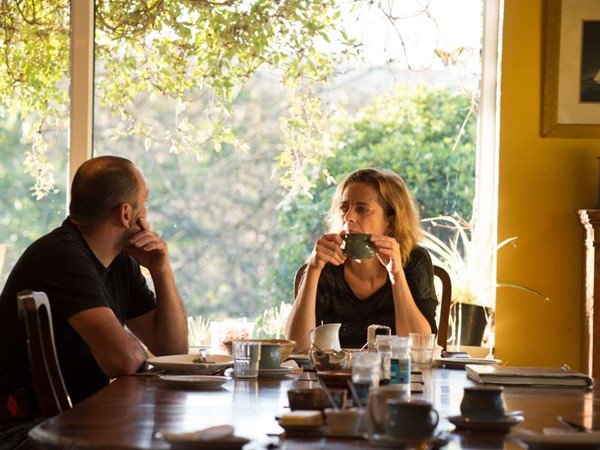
[69, 0, 94, 193]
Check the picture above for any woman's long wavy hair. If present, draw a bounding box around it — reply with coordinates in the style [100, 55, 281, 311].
[326, 168, 422, 266]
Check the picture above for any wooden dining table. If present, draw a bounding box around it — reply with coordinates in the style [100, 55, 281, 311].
[29, 366, 599, 449]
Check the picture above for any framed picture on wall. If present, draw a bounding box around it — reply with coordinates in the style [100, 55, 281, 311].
[542, 0, 600, 138]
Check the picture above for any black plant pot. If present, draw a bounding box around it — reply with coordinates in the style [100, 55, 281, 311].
[451, 303, 491, 346]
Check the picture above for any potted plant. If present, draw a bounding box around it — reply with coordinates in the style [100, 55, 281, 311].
[420, 215, 548, 350]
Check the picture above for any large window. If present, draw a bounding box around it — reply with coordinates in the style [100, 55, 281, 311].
[1, 0, 499, 347]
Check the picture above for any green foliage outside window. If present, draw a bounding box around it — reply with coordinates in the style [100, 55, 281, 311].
[0, 1, 479, 332]
[268, 84, 476, 306]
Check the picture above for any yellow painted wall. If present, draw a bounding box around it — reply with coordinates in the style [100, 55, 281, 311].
[496, 0, 599, 369]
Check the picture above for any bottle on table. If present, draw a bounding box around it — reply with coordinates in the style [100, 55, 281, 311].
[389, 335, 411, 400]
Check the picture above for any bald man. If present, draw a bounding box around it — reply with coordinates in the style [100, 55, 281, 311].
[0, 156, 187, 448]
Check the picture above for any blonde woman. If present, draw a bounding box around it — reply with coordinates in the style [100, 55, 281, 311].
[285, 168, 437, 351]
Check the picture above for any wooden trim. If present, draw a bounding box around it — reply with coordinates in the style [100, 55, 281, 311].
[579, 209, 600, 378]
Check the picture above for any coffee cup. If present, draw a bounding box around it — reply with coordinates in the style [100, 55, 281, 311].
[385, 399, 439, 439]
[460, 385, 506, 421]
[259, 343, 281, 369]
[343, 233, 375, 259]
[366, 384, 411, 435]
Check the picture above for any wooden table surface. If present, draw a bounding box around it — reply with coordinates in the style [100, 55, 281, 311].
[29, 367, 599, 449]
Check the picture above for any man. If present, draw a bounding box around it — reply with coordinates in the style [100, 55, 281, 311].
[0, 156, 188, 449]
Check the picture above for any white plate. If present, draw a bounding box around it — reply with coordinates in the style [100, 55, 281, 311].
[159, 375, 229, 390]
[434, 357, 501, 369]
[148, 354, 233, 375]
[258, 366, 293, 378]
[511, 428, 600, 449]
[448, 414, 524, 432]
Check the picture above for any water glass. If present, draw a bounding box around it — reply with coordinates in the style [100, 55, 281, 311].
[409, 333, 436, 368]
[233, 340, 261, 379]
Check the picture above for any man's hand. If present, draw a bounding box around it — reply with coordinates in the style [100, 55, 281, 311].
[126, 218, 169, 273]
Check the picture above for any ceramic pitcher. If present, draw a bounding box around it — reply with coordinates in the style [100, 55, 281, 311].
[308, 323, 342, 351]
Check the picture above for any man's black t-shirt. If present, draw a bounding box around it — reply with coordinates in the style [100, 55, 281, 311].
[315, 245, 439, 348]
[0, 218, 156, 407]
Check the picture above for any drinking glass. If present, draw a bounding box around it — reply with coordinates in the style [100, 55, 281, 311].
[409, 333, 436, 369]
[232, 341, 261, 379]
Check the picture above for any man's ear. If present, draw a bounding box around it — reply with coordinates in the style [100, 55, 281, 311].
[118, 203, 133, 228]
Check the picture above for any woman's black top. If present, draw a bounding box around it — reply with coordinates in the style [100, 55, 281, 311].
[315, 245, 438, 348]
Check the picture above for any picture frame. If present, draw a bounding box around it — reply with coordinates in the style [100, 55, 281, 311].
[542, 0, 600, 138]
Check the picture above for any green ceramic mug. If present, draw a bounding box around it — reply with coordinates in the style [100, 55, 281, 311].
[460, 386, 506, 421]
[343, 233, 376, 259]
[258, 343, 281, 369]
[385, 399, 439, 439]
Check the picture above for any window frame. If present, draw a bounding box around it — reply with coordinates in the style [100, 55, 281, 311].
[69, 0, 503, 328]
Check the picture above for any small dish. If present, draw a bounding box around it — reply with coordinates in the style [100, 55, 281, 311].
[258, 366, 293, 378]
[368, 433, 451, 449]
[158, 375, 229, 390]
[510, 428, 600, 449]
[447, 413, 524, 432]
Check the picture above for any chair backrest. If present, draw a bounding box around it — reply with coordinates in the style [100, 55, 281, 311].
[293, 263, 308, 299]
[17, 290, 72, 417]
[292, 263, 452, 349]
[433, 265, 452, 350]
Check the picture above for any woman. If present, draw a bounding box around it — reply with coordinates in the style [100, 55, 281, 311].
[285, 168, 438, 351]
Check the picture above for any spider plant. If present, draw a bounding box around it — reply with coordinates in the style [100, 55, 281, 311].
[421, 215, 548, 349]
[421, 215, 549, 309]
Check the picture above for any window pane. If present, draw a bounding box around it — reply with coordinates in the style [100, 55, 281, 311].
[93, 1, 483, 340]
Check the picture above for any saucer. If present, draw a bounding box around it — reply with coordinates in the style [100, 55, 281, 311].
[447, 414, 524, 432]
[368, 433, 451, 449]
[258, 366, 293, 378]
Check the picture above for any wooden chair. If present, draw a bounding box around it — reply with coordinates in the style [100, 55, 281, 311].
[293, 263, 308, 299]
[292, 263, 452, 350]
[433, 265, 452, 350]
[17, 290, 72, 417]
